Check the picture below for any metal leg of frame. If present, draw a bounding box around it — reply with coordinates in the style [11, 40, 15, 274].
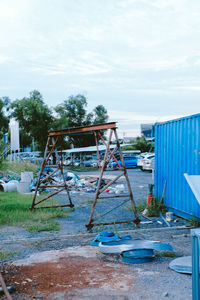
[52, 137, 74, 207]
[113, 129, 140, 226]
[192, 229, 200, 300]
[31, 136, 51, 210]
[86, 129, 113, 229]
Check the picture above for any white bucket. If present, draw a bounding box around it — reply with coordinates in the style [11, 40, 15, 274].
[17, 181, 30, 194]
[21, 172, 33, 183]
[0, 181, 18, 192]
[166, 212, 174, 222]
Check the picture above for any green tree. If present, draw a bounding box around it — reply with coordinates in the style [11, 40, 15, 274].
[11, 90, 53, 151]
[123, 136, 153, 153]
[54, 94, 108, 147]
[0, 96, 10, 138]
[93, 105, 108, 124]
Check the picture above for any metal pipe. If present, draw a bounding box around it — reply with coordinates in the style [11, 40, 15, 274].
[113, 129, 140, 226]
[87, 129, 113, 226]
[33, 187, 66, 206]
[92, 198, 131, 222]
[98, 132, 122, 168]
[86, 219, 136, 229]
[99, 172, 124, 195]
[33, 204, 74, 209]
[94, 131, 102, 170]
[99, 194, 130, 199]
[31, 136, 51, 210]
[0, 273, 12, 300]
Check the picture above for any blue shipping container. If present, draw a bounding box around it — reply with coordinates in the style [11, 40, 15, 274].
[154, 113, 200, 220]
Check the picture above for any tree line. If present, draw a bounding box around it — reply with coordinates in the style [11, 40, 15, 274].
[0, 90, 108, 151]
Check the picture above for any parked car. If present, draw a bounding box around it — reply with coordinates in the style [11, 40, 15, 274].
[142, 156, 155, 171]
[137, 153, 154, 170]
[63, 158, 72, 166]
[83, 159, 98, 168]
[110, 155, 138, 169]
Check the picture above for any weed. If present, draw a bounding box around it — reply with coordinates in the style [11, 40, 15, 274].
[0, 192, 69, 232]
[86, 198, 94, 204]
[0, 160, 39, 177]
[186, 218, 200, 228]
[22, 240, 43, 248]
[136, 202, 147, 212]
[0, 249, 20, 260]
[126, 198, 167, 217]
[27, 220, 60, 233]
[146, 199, 161, 217]
[113, 222, 119, 235]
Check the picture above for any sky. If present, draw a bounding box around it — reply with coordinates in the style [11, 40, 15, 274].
[1, 0, 200, 138]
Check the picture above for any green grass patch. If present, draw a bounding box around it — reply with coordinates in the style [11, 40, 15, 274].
[0, 249, 20, 260]
[0, 192, 69, 232]
[0, 160, 39, 177]
[125, 199, 167, 217]
[27, 220, 60, 233]
[186, 218, 200, 228]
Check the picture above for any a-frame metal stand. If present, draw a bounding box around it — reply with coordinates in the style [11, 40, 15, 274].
[30, 122, 140, 229]
[31, 135, 74, 210]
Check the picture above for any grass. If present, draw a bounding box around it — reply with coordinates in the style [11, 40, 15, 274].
[186, 218, 200, 228]
[0, 249, 20, 260]
[27, 220, 60, 233]
[125, 198, 167, 217]
[0, 160, 39, 177]
[66, 165, 99, 172]
[0, 192, 70, 232]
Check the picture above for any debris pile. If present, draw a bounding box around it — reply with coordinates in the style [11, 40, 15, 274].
[91, 231, 173, 264]
[29, 168, 126, 195]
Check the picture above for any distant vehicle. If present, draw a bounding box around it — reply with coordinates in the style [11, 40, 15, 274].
[110, 155, 138, 169]
[141, 155, 155, 171]
[137, 153, 154, 169]
[63, 158, 71, 166]
[22, 152, 42, 164]
[73, 159, 80, 166]
[83, 159, 98, 168]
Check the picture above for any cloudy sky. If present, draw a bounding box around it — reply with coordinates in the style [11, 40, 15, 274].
[1, 0, 200, 137]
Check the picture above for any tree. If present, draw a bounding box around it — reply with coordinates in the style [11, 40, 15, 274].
[11, 90, 53, 151]
[54, 94, 108, 147]
[0, 96, 10, 138]
[123, 136, 154, 153]
[93, 105, 108, 124]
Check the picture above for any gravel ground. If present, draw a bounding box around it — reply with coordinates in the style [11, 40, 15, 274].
[0, 228, 192, 300]
[0, 168, 193, 299]
[0, 169, 188, 261]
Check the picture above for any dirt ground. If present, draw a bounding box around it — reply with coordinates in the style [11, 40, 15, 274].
[0, 227, 193, 300]
[0, 170, 193, 299]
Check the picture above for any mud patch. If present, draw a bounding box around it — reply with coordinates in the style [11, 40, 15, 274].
[3, 247, 135, 298]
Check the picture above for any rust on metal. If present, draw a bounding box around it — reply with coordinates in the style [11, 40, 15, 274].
[86, 219, 140, 230]
[30, 122, 140, 229]
[48, 122, 117, 137]
[0, 273, 12, 300]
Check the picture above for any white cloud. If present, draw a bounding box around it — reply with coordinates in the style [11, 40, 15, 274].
[0, 0, 200, 134]
[109, 109, 186, 126]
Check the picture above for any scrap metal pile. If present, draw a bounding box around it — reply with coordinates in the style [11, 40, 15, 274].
[29, 167, 126, 195]
[91, 231, 173, 264]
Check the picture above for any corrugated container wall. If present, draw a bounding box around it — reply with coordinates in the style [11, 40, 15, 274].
[154, 114, 200, 220]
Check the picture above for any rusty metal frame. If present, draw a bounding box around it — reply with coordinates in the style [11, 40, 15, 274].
[30, 122, 140, 229]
